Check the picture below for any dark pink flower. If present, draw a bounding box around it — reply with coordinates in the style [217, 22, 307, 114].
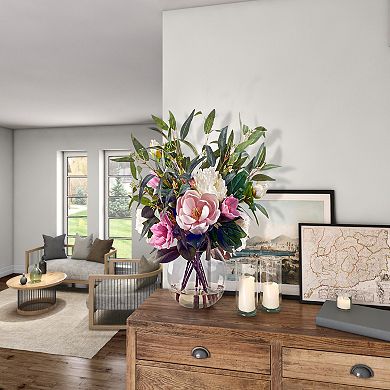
[149, 214, 175, 249]
[221, 195, 240, 220]
[147, 172, 160, 189]
[176, 190, 220, 234]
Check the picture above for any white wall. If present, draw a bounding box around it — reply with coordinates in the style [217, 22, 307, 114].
[14, 124, 154, 272]
[0, 127, 14, 276]
[163, 0, 390, 223]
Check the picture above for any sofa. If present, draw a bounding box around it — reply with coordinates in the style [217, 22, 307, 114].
[25, 244, 117, 286]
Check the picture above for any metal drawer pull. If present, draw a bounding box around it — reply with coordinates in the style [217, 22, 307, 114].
[191, 347, 210, 359]
[350, 364, 374, 378]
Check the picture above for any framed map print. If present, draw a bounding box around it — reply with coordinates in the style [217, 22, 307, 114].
[225, 190, 334, 296]
[300, 224, 390, 306]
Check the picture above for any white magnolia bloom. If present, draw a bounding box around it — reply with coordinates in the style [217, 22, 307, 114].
[193, 167, 227, 202]
[236, 212, 251, 251]
[252, 182, 268, 199]
[135, 208, 147, 234]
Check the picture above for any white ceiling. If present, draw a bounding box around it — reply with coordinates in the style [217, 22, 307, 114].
[0, 0, 253, 129]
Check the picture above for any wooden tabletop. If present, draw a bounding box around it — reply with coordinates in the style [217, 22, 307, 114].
[128, 289, 390, 356]
[6, 272, 67, 290]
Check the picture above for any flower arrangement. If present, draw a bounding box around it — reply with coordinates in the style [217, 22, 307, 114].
[118, 109, 278, 306]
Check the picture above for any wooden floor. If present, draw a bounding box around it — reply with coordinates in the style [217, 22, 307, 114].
[0, 274, 126, 390]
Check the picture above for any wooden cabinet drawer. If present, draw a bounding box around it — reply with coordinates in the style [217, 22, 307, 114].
[283, 348, 390, 389]
[283, 378, 383, 389]
[136, 364, 270, 390]
[136, 332, 270, 374]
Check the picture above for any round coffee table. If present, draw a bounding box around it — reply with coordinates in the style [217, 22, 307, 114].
[6, 272, 67, 315]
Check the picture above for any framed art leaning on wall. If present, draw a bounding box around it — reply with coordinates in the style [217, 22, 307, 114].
[300, 223, 390, 307]
[226, 190, 335, 296]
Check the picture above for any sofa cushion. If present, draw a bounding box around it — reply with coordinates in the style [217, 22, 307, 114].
[46, 258, 104, 281]
[137, 255, 160, 289]
[71, 233, 93, 260]
[43, 234, 67, 260]
[87, 238, 113, 263]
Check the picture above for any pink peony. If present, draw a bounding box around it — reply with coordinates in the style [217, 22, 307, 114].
[147, 172, 160, 189]
[176, 190, 220, 234]
[220, 195, 240, 220]
[149, 214, 175, 249]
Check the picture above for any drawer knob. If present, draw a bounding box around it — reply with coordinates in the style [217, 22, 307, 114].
[191, 347, 210, 359]
[350, 364, 374, 379]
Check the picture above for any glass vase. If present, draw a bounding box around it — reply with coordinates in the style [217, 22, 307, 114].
[29, 264, 42, 284]
[260, 257, 282, 312]
[235, 257, 259, 317]
[167, 252, 227, 309]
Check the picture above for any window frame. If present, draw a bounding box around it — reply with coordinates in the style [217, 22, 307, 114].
[63, 151, 88, 249]
[104, 150, 132, 258]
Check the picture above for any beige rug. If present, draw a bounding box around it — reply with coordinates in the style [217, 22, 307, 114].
[0, 288, 116, 359]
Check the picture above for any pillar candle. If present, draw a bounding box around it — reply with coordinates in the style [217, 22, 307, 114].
[262, 282, 280, 310]
[238, 275, 256, 313]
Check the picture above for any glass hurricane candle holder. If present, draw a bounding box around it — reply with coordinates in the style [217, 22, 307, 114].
[260, 257, 282, 313]
[336, 290, 355, 310]
[235, 257, 259, 317]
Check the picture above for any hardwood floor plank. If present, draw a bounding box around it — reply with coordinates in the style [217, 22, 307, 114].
[0, 274, 126, 390]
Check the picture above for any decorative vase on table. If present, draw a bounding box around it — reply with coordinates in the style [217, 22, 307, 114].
[167, 252, 227, 309]
[29, 264, 42, 283]
[121, 109, 278, 309]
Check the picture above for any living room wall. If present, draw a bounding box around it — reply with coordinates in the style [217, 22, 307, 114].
[163, 0, 390, 223]
[0, 127, 14, 277]
[13, 124, 154, 273]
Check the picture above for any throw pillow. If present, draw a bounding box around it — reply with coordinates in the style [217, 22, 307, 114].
[42, 234, 67, 261]
[87, 238, 114, 264]
[137, 254, 160, 289]
[71, 233, 93, 260]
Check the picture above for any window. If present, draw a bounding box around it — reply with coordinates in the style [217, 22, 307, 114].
[105, 151, 132, 258]
[64, 152, 88, 251]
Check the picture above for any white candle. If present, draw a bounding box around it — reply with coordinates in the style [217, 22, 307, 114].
[262, 282, 280, 310]
[238, 275, 256, 313]
[337, 295, 351, 310]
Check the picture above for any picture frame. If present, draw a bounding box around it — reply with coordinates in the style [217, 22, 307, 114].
[225, 190, 335, 296]
[299, 223, 390, 307]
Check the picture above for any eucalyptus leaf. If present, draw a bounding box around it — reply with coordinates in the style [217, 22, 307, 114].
[179, 139, 199, 156]
[204, 145, 216, 167]
[138, 173, 156, 204]
[169, 111, 176, 130]
[131, 135, 149, 161]
[155, 247, 180, 263]
[152, 115, 169, 131]
[180, 109, 196, 140]
[254, 202, 269, 218]
[204, 109, 216, 134]
[252, 174, 275, 181]
[261, 163, 281, 170]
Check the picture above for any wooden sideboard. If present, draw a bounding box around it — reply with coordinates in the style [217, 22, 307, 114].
[127, 290, 390, 389]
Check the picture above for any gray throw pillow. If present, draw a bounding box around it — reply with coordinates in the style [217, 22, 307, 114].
[137, 254, 160, 289]
[43, 234, 67, 260]
[71, 233, 93, 260]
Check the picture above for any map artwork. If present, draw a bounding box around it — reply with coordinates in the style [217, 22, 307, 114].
[300, 225, 390, 306]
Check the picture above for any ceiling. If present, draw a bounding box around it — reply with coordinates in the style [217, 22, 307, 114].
[0, 0, 253, 129]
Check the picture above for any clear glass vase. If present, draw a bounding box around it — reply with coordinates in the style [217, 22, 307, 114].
[29, 264, 42, 284]
[167, 252, 227, 309]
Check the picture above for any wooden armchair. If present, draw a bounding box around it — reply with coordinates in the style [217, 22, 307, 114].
[88, 259, 162, 330]
[25, 244, 117, 286]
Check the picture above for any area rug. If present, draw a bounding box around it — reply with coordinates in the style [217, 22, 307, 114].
[0, 288, 116, 359]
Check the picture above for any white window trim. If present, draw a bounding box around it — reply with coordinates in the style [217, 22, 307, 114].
[104, 150, 132, 257]
[63, 151, 88, 241]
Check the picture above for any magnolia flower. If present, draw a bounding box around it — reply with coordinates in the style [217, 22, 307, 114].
[252, 182, 268, 199]
[135, 209, 147, 234]
[149, 213, 175, 249]
[176, 190, 220, 234]
[147, 172, 160, 190]
[193, 167, 227, 202]
[221, 195, 240, 220]
[236, 212, 251, 251]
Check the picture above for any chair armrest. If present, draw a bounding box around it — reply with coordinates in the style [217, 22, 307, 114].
[103, 248, 117, 274]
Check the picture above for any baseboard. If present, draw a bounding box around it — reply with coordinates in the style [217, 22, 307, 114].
[0, 265, 15, 278]
[13, 265, 24, 274]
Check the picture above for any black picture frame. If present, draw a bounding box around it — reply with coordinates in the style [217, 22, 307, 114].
[299, 223, 390, 307]
[225, 190, 335, 297]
